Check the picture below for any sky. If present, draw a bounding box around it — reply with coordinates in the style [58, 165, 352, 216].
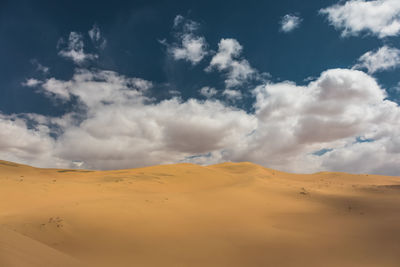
[1, 0, 400, 175]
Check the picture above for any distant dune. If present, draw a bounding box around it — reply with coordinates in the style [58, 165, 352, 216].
[1, 160, 400, 267]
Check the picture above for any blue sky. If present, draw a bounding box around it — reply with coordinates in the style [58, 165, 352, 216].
[1, 0, 400, 175]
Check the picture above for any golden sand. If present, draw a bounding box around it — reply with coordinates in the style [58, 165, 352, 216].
[1, 160, 399, 267]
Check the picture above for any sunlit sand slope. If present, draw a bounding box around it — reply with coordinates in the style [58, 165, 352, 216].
[1, 160, 400, 267]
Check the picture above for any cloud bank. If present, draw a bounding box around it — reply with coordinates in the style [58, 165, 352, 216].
[2, 17, 400, 176]
[7, 65, 400, 175]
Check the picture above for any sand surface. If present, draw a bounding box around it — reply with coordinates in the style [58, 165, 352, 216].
[0, 160, 400, 267]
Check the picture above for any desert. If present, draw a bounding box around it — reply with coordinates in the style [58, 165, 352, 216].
[1, 160, 399, 267]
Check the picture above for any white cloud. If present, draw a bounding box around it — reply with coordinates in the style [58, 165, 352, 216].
[353, 46, 400, 73]
[4, 24, 400, 175]
[0, 114, 63, 168]
[207, 38, 255, 88]
[171, 35, 208, 64]
[280, 14, 302, 33]
[88, 24, 107, 49]
[199, 86, 217, 98]
[241, 68, 400, 174]
[22, 78, 41, 87]
[223, 89, 242, 100]
[320, 0, 400, 38]
[2, 67, 400, 175]
[3, 69, 254, 170]
[40, 69, 152, 104]
[41, 78, 72, 100]
[165, 15, 208, 65]
[51, 97, 255, 170]
[58, 32, 98, 64]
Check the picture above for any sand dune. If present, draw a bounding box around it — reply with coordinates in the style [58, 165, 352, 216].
[1, 160, 400, 267]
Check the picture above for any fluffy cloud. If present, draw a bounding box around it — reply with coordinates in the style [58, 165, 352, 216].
[53, 98, 255, 170]
[353, 46, 400, 73]
[171, 36, 207, 64]
[6, 69, 255, 170]
[0, 114, 62, 168]
[280, 14, 302, 33]
[40, 69, 152, 104]
[164, 15, 208, 65]
[207, 38, 255, 88]
[7, 67, 400, 175]
[58, 32, 98, 64]
[320, 0, 400, 38]
[240, 68, 400, 174]
[199, 86, 217, 98]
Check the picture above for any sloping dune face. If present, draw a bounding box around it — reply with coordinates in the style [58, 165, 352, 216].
[1, 160, 400, 267]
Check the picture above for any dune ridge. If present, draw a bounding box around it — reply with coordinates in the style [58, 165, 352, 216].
[1, 159, 400, 267]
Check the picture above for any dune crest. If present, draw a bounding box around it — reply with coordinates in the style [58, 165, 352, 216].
[1, 160, 400, 267]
